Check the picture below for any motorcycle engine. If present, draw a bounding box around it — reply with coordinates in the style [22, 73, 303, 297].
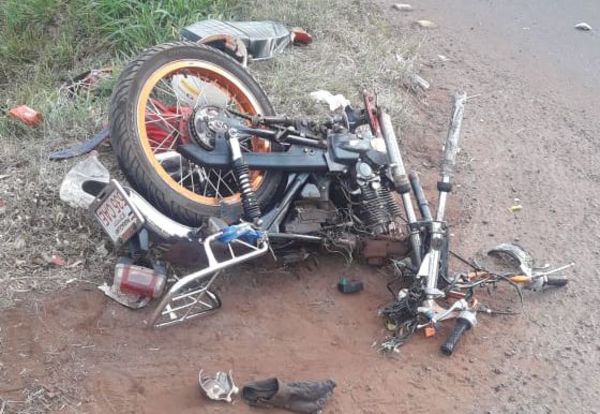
[352, 160, 404, 235]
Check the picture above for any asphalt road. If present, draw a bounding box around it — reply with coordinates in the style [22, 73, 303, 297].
[380, 0, 600, 411]
[414, 0, 600, 110]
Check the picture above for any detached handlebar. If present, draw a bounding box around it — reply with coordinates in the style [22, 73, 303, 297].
[440, 310, 476, 356]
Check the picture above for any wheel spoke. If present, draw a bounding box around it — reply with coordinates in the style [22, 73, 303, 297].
[139, 65, 268, 205]
[145, 115, 182, 125]
[151, 129, 178, 154]
[147, 100, 179, 134]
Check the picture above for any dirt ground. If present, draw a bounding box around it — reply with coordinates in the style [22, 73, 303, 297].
[2, 1, 600, 413]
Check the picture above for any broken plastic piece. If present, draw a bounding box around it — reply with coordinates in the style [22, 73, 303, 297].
[59, 152, 110, 209]
[424, 325, 436, 337]
[198, 33, 249, 66]
[309, 90, 350, 111]
[98, 283, 151, 309]
[60, 68, 113, 98]
[575, 22, 592, 31]
[8, 105, 43, 127]
[392, 3, 414, 11]
[49, 126, 109, 160]
[337, 277, 364, 294]
[290, 28, 313, 45]
[414, 20, 437, 29]
[199, 370, 238, 403]
[409, 74, 431, 91]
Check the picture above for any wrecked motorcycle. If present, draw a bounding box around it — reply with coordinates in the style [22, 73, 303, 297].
[89, 42, 410, 326]
[69, 42, 570, 354]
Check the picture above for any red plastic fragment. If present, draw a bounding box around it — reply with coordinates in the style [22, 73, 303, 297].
[291, 28, 313, 45]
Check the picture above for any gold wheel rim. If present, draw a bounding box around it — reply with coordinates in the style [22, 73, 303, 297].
[135, 60, 270, 206]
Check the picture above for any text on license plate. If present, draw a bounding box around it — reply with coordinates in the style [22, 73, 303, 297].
[95, 190, 140, 244]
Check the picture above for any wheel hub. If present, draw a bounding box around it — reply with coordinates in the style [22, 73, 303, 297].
[188, 106, 227, 150]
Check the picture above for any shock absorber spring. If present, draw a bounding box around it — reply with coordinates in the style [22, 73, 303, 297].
[232, 159, 262, 223]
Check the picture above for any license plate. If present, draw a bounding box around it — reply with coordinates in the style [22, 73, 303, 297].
[91, 181, 144, 246]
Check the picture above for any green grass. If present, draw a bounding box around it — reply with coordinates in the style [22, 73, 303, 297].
[0, 0, 235, 81]
[0, 0, 236, 119]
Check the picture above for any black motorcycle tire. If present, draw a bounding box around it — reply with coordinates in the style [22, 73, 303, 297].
[109, 42, 284, 226]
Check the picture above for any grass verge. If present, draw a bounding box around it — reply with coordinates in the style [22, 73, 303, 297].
[0, 0, 234, 310]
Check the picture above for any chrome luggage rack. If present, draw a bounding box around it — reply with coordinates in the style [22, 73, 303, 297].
[149, 223, 269, 328]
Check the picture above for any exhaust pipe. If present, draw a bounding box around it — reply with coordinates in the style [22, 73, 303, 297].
[124, 187, 194, 241]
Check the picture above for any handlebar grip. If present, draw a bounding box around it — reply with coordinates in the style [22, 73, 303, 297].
[440, 318, 471, 356]
[545, 275, 569, 287]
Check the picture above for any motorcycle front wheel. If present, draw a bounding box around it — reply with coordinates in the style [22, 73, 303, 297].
[109, 42, 284, 226]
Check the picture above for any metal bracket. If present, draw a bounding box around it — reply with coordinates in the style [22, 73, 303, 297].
[149, 224, 269, 327]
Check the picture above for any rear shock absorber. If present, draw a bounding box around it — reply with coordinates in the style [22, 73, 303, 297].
[228, 129, 262, 225]
[233, 159, 262, 223]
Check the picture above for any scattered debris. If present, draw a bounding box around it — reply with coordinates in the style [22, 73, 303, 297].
[67, 260, 84, 268]
[59, 152, 109, 209]
[309, 90, 350, 111]
[509, 204, 523, 212]
[488, 243, 573, 291]
[392, 3, 413, 11]
[98, 283, 151, 309]
[242, 378, 336, 413]
[414, 20, 437, 29]
[60, 68, 113, 98]
[408, 73, 431, 91]
[574, 22, 592, 31]
[199, 369, 238, 403]
[49, 126, 109, 160]
[290, 28, 313, 45]
[8, 105, 43, 127]
[181, 20, 311, 65]
[48, 254, 66, 267]
[337, 277, 364, 294]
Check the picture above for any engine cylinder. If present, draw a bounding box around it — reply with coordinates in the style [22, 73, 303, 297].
[358, 182, 390, 235]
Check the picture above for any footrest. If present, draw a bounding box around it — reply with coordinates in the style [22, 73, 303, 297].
[149, 224, 269, 328]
